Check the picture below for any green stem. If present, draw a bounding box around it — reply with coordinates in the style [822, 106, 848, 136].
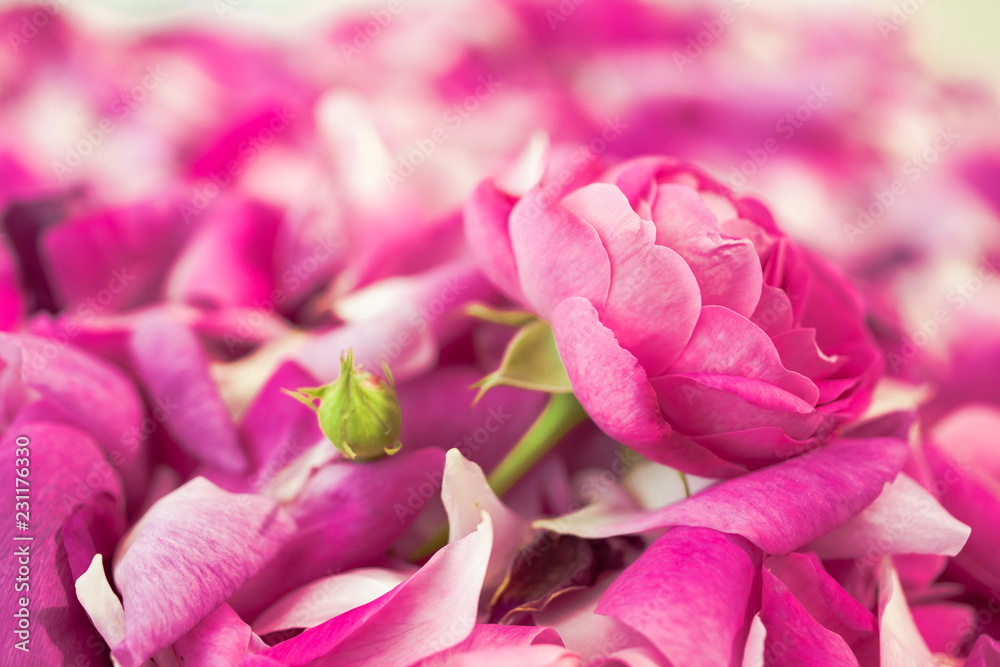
[486, 392, 588, 498]
[409, 392, 588, 561]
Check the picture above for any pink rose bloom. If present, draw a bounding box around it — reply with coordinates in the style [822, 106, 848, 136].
[466, 155, 881, 476]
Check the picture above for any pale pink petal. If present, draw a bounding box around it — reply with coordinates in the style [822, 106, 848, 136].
[253, 568, 411, 635]
[463, 180, 527, 304]
[878, 557, 937, 667]
[111, 477, 295, 667]
[261, 515, 493, 667]
[808, 473, 970, 560]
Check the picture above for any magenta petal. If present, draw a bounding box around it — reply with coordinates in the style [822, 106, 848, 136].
[111, 478, 295, 667]
[966, 634, 1000, 667]
[508, 194, 611, 318]
[0, 333, 147, 504]
[666, 305, 818, 405]
[0, 240, 24, 331]
[172, 603, 257, 667]
[261, 516, 492, 667]
[764, 554, 875, 647]
[463, 180, 527, 304]
[550, 296, 744, 478]
[561, 183, 702, 374]
[597, 527, 761, 667]
[239, 360, 323, 479]
[130, 312, 248, 473]
[2, 421, 124, 665]
[230, 448, 446, 620]
[650, 183, 763, 317]
[760, 569, 859, 666]
[537, 436, 909, 554]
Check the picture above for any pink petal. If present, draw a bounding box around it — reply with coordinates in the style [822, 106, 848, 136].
[550, 296, 744, 478]
[172, 603, 257, 667]
[561, 183, 702, 374]
[597, 527, 761, 667]
[253, 568, 411, 635]
[760, 569, 859, 666]
[442, 449, 530, 591]
[533, 436, 909, 554]
[2, 421, 124, 665]
[0, 332, 147, 506]
[416, 625, 566, 667]
[808, 473, 970, 560]
[111, 477, 295, 667]
[508, 193, 611, 319]
[764, 553, 875, 647]
[130, 312, 248, 473]
[665, 305, 818, 405]
[230, 448, 446, 620]
[966, 634, 1000, 667]
[650, 183, 763, 317]
[463, 180, 527, 304]
[261, 515, 493, 667]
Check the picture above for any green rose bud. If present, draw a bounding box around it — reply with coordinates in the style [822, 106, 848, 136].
[282, 350, 403, 461]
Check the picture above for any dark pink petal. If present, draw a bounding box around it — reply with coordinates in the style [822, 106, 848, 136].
[597, 527, 761, 667]
[261, 516, 492, 667]
[966, 634, 1000, 667]
[2, 421, 125, 666]
[230, 448, 446, 620]
[650, 183, 763, 317]
[166, 200, 281, 309]
[535, 436, 909, 554]
[111, 478, 295, 667]
[172, 603, 258, 666]
[0, 332, 147, 506]
[508, 194, 611, 319]
[239, 361, 323, 483]
[0, 239, 24, 331]
[764, 554, 875, 647]
[651, 373, 825, 440]
[561, 184, 702, 375]
[550, 296, 744, 478]
[463, 180, 527, 304]
[130, 312, 248, 473]
[910, 603, 975, 656]
[750, 286, 794, 336]
[41, 198, 189, 314]
[770, 328, 845, 383]
[760, 569, 859, 666]
[666, 305, 818, 405]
